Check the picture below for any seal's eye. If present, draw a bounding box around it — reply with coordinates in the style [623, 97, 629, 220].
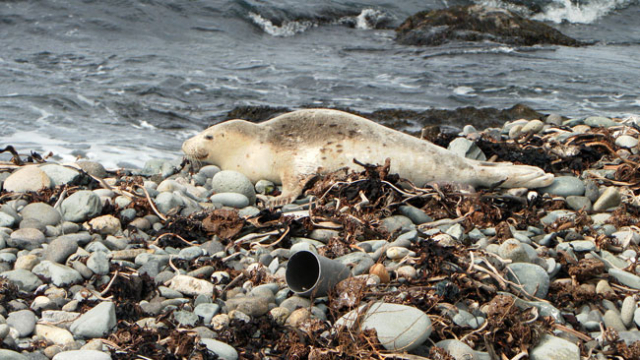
[205, 135, 213, 140]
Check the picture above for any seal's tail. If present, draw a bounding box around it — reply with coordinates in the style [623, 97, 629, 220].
[473, 161, 554, 189]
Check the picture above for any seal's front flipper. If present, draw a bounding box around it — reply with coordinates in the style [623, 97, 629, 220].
[265, 173, 309, 209]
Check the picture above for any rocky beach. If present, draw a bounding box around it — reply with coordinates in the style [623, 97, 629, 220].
[1, 111, 640, 359]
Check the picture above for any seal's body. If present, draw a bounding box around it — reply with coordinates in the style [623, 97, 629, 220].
[183, 109, 553, 205]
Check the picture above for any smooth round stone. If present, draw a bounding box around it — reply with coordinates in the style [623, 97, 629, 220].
[89, 215, 121, 235]
[592, 187, 621, 212]
[200, 339, 238, 360]
[39, 164, 81, 186]
[0, 350, 28, 360]
[530, 334, 579, 360]
[546, 114, 563, 125]
[603, 309, 627, 331]
[499, 239, 529, 263]
[524, 119, 545, 134]
[269, 307, 290, 325]
[435, 339, 478, 360]
[198, 165, 221, 178]
[0, 269, 43, 291]
[21, 203, 61, 226]
[52, 350, 111, 360]
[565, 196, 592, 212]
[32, 261, 83, 287]
[154, 192, 184, 215]
[584, 116, 617, 128]
[379, 215, 415, 234]
[209, 193, 250, 209]
[129, 218, 151, 230]
[557, 240, 596, 253]
[540, 210, 575, 226]
[0, 212, 16, 228]
[279, 296, 311, 313]
[9, 228, 45, 250]
[194, 303, 220, 324]
[396, 265, 417, 279]
[508, 124, 524, 139]
[19, 218, 46, 232]
[620, 296, 636, 328]
[35, 324, 75, 345]
[506, 263, 550, 298]
[335, 252, 374, 275]
[634, 307, 640, 328]
[540, 176, 585, 197]
[285, 308, 311, 327]
[178, 246, 203, 261]
[386, 246, 411, 260]
[225, 296, 270, 317]
[3, 166, 53, 193]
[114, 196, 132, 209]
[211, 170, 256, 205]
[70, 301, 117, 339]
[75, 161, 107, 178]
[7, 309, 36, 337]
[61, 191, 103, 222]
[616, 135, 639, 149]
[399, 205, 433, 225]
[87, 252, 110, 275]
[336, 302, 431, 351]
[45, 236, 79, 264]
[308, 229, 339, 244]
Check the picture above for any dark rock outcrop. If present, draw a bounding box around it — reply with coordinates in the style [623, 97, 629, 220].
[395, 5, 582, 47]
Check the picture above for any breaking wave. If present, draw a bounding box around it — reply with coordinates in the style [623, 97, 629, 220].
[532, 0, 635, 23]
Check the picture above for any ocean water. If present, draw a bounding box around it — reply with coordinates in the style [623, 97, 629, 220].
[1, 0, 639, 168]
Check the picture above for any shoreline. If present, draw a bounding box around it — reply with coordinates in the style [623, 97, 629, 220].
[1, 112, 640, 359]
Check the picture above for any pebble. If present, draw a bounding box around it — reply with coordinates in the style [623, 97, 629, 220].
[499, 239, 529, 263]
[209, 193, 250, 208]
[608, 268, 640, 289]
[70, 301, 117, 339]
[379, 215, 415, 233]
[226, 296, 270, 317]
[194, 303, 220, 324]
[603, 309, 627, 331]
[1, 269, 43, 291]
[398, 205, 432, 225]
[3, 166, 53, 193]
[447, 138, 486, 161]
[592, 187, 621, 211]
[616, 135, 639, 149]
[167, 274, 214, 296]
[0, 212, 15, 228]
[75, 161, 107, 178]
[211, 170, 256, 204]
[7, 309, 36, 337]
[505, 263, 550, 298]
[154, 192, 184, 214]
[529, 334, 580, 360]
[89, 215, 121, 235]
[286, 308, 311, 327]
[87, 251, 111, 275]
[32, 261, 83, 287]
[435, 339, 478, 360]
[174, 310, 199, 327]
[9, 228, 46, 250]
[584, 116, 617, 128]
[269, 307, 290, 325]
[35, 324, 75, 345]
[40, 164, 82, 186]
[45, 236, 79, 264]
[540, 176, 585, 197]
[0, 350, 28, 360]
[61, 191, 103, 222]
[200, 339, 238, 360]
[21, 202, 61, 226]
[52, 350, 112, 360]
[565, 196, 592, 212]
[620, 297, 636, 328]
[336, 302, 431, 351]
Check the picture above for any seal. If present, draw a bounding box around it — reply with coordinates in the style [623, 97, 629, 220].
[182, 109, 554, 206]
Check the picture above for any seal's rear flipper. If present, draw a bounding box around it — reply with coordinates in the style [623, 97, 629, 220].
[475, 162, 554, 189]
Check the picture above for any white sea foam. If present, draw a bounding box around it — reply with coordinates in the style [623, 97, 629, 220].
[533, 0, 632, 24]
[248, 12, 315, 37]
[354, 8, 385, 29]
[454, 86, 476, 96]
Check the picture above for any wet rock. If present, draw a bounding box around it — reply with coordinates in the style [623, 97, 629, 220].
[61, 191, 103, 223]
[506, 263, 549, 298]
[3, 166, 53, 193]
[336, 302, 431, 351]
[70, 302, 116, 339]
[200, 339, 238, 360]
[211, 170, 256, 204]
[395, 5, 581, 47]
[530, 334, 580, 360]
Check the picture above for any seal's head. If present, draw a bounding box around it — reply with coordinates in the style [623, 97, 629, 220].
[181, 120, 258, 167]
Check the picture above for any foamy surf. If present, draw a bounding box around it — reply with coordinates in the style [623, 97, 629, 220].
[532, 0, 633, 23]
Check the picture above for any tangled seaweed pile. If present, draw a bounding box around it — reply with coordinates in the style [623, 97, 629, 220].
[1, 113, 640, 359]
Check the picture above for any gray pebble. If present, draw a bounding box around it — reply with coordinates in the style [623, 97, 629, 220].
[70, 301, 117, 339]
[506, 263, 550, 298]
[211, 171, 256, 204]
[621, 296, 636, 328]
[7, 309, 36, 337]
[9, 228, 46, 250]
[540, 176, 585, 197]
[194, 303, 220, 324]
[398, 205, 432, 225]
[200, 339, 238, 360]
[61, 191, 103, 223]
[209, 193, 250, 209]
[603, 309, 627, 332]
[173, 310, 199, 327]
[20, 203, 61, 226]
[592, 187, 621, 212]
[565, 196, 592, 212]
[87, 252, 110, 275]
[45, 236, 79, 264]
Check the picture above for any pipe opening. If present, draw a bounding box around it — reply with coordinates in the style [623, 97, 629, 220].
[286, 251, 320, 292]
